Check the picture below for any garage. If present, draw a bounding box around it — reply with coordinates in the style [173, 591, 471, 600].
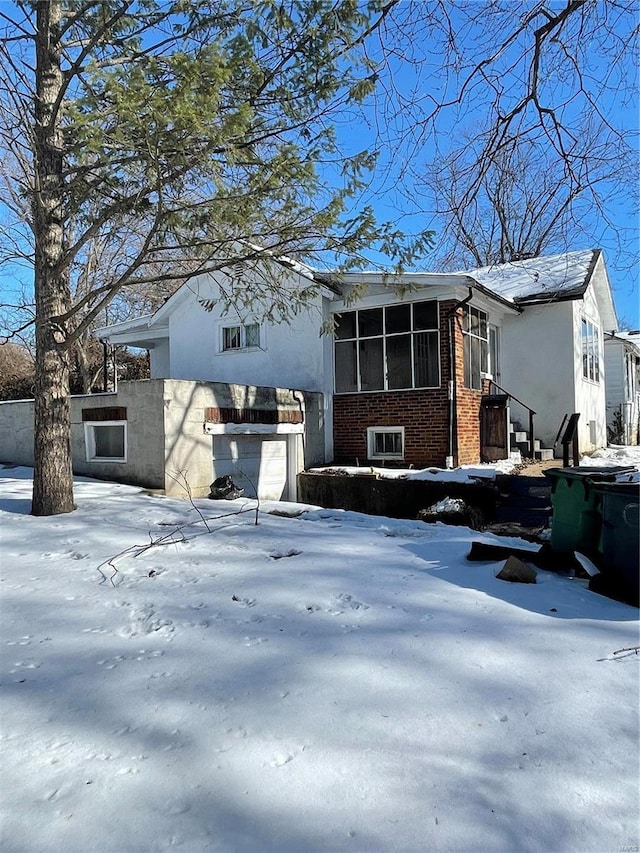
[212, 434, 293, 501]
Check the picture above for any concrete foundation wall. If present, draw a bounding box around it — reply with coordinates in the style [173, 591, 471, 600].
[298, 472, 497, 521]
[72, 383, 167, 488]
[161, 380, 323, 497]
[0, 384, 167, 488]
[0, 398, 36, 466]
[0, 379, 324, 499]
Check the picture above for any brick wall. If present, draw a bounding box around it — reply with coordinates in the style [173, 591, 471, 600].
[452, 310, 485, 465]
[332, 299, 485, 468]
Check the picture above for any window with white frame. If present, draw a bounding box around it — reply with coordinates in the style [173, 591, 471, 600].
[334, 301, 440, 393]
[367, 426, 404, 460]
[221, 322, 260, 351]
[581, 318, 600, 382]
[84, 421, 127, 462]
[462, 306, 488, 390]
[489, 325, 501, 383]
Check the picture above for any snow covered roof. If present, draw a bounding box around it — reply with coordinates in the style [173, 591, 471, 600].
[608, 329, 640, 354]
[462, 249, 601, 305]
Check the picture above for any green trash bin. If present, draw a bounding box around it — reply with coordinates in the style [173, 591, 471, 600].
[592, 481, 639, 599]
[543, 467, 634, 558]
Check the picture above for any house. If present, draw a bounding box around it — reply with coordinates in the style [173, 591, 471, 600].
[604, 329, 640, 444]
[92, 247, 618, 487]
[0, 248, 619, 501]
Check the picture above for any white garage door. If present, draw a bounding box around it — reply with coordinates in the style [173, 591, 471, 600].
[212, 435, 289, 501]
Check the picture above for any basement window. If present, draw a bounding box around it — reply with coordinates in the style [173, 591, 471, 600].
[367, 426, 404, 460]
[84, 421, 127, 463]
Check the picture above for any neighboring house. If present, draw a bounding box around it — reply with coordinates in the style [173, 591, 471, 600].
[604, 330, 640, 444]
[93, 248, 618, 483]
[0, 248, 619, 501]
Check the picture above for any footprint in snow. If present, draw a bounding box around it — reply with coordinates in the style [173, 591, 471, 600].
[5, 635, 32, 646]
[9, 660, 41, 672]
[165, 800, 191, 816]
[326, 593, 369, 615]
[269, 549, 302, 560]
[118, 604, 174, 639]
[231, 596, 256, 607]
[244, 636, 268, 647]
[270, 753, 294, 767]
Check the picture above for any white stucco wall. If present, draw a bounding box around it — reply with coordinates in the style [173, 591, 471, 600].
[500, 300, 576, 451]
[163, 271, 326, 392]
[150, 340, 170, 378]
[155, 270, 334, 459]
[500, 287, 607, 453]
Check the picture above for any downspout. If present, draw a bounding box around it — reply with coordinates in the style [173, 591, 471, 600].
[100, 339, 108, 392]
[447, 287, 474, 468]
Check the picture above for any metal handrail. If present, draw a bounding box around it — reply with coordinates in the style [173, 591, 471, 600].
[487, 380, 536, 416]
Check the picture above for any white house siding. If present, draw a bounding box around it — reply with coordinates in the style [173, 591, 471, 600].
[164, 272, 327, 392]
[150, 339, 170, 378]
[605, 337, 640, 444]
[500, 300, 576, 452]
[156, 272, 333, 461]
[604, 337, 625, 437]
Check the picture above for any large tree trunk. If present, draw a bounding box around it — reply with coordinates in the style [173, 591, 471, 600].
[31, 1, 74, 516]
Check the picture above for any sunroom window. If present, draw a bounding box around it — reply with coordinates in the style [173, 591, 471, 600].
[334, 301, 439, 393]
[462, 306, 488, 390]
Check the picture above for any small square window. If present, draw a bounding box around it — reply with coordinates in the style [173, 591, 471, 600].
[223, 326, 242, 350]
[221, 323, 260, 351]
[367, 426, 404, 460]
[244, 323, 260, 348]
[84, 422, 127, 463]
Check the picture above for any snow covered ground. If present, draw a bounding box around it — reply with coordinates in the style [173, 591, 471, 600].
[310, 444, 640, 482]
[1, 466, 638, 853]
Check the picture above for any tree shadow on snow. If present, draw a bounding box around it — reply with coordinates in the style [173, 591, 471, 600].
[401, 534, 639, 622]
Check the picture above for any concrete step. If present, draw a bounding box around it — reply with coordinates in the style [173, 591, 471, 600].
[513, 431, 528, 443]
[535, 448, 555, 461]
[532, 439, 541, 452]
[514, 440, 531, 456]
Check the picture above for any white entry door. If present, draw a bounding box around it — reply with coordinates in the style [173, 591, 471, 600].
[212, 435, 289, 500]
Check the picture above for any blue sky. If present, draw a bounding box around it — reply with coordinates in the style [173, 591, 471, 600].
[1, 1, 638, 332]
[333, 2, 639, 328]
